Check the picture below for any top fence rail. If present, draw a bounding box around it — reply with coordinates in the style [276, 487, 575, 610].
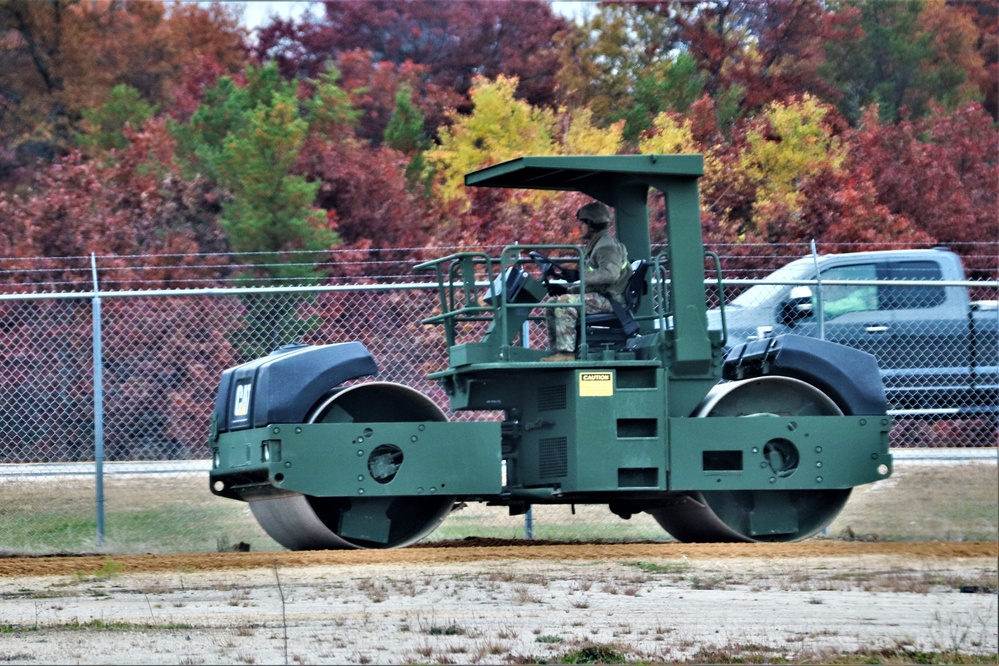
[1, 241, 996, 292]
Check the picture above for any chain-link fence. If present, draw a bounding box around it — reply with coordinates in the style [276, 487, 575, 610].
[1, 245, 996, 554]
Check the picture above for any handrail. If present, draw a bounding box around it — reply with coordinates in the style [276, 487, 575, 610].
[415, 245, 589, 354]
[704, 250, 726, 348]
[653, 252, 671, 334]
[415, 251, 495, 347]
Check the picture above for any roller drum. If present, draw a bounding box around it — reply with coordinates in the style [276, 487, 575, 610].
[652, 376, 853, 543]
[249, 382, 456, 550]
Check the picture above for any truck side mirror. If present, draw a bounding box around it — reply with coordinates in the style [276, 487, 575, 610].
[779, 286, 814, 325]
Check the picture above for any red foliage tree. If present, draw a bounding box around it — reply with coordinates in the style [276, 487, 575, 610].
[0, 0, 248, 183]
[253, 0, 570, 140]
[0, 119, 226, 289]
[847, 103, 999, 277]
[947, 0, 999, 119]
[300, 137, 433, 277]
[670, 0, 838, 118]
[331, 49, 450, 145]
[0, 116, 239, 462]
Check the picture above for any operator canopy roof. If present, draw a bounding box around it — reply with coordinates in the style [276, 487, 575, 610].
[465, 154, 704, 192]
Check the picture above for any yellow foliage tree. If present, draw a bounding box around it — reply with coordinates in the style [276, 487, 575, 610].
[739, 94, 846, 218]
[638, 111, 727, 212]
[428, 75, 555, 203]
[561, 108, 625, 156]
[427, 75, 623, 206]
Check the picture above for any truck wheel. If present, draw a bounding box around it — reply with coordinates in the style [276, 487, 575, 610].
[248, 382, 456, 549]
[650, 376, 852, 542]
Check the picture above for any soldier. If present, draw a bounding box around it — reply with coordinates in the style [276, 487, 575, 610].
[543, 202, 632, 361]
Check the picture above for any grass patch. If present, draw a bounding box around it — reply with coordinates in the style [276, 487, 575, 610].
[683, 643, 999, 665]
[432, 503, 669, 543]
[93, 557, 123, 579]
[0, 620, 195, 633]
[629, 560, 690, 574]
[62, 620, 195, 631]
[829, 463, 998, 542]
[558, 643, 626, 663]
[0, 460, 995, 554]
[0, 474, 281, 554]
[535, 634, 564, 644]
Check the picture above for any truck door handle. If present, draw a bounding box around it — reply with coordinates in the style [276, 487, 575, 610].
[865, 325, 889, 333]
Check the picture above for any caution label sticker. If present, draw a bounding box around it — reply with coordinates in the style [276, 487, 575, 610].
[579, 371, 613, 397]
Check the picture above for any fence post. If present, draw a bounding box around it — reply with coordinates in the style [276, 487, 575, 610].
[810, 239, 825, 341]
[521, 319, 534, 541]
[91, 254, 106, 547]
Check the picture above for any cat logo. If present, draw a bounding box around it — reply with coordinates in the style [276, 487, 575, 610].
[233, 382, 252, 418]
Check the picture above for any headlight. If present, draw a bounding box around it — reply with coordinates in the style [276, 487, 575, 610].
[262, 440, 281, 463]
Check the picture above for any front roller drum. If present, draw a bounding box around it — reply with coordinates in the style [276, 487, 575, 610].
[249, 382, 456, 549]
[652, 376, 853, 543]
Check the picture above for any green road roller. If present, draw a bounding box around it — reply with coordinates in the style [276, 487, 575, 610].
[209, 154, 893, 549]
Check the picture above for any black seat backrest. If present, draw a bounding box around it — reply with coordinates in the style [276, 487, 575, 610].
[583, 260, 648, 342]
[622, 260, 649, 314]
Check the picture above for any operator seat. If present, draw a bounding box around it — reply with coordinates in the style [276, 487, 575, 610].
[583, 260, 648, 350]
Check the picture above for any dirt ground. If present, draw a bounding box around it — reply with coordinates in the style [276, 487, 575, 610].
[0, 539, 994, 577]
[0, 541, 996, 664]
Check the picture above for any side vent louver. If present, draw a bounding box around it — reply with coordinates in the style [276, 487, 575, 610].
[539, 437, 568, 478]
[537, 385, 567, 412]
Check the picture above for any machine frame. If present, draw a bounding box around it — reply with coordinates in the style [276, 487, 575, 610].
[209, 155, 892, 548]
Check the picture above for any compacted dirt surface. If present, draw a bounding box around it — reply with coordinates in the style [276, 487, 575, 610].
[0, 539, 993, 576]
[0, 540, 996, 664]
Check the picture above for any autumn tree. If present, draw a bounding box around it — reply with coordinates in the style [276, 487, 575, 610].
[557, 3, 701, 141]
[820, 0, 985, 123]
[425, 75, 624, 247]
[947, 0, 999, 120]
[0, 117, 234, 461]
[564, 0, 840, 140]
[0, 118, 224, 287]
[0, 0, 247, 182]
[331, 49, 446, 145]
[298, 75, 436, 275]
[637, 93, 933, 262]
[427, 75, 624, 202]
[254, 0, 571, 143]
[847, 103, 998, 277]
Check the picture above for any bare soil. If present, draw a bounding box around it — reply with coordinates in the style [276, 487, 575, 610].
[0, 539, 994, 577]
[0, 541, 996, 664]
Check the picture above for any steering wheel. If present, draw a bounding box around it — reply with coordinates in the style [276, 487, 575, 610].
[529, 251, 579, 297]
[529, 251, 568, 281]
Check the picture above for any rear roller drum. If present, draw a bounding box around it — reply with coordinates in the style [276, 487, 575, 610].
[651, 376, 852, 543]
[249, 382, 456, 550]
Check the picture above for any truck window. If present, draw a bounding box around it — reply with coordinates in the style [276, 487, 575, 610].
[729, 259, 814, 309]
[819, 264, 878, 319]
[879, 260, 945, 310]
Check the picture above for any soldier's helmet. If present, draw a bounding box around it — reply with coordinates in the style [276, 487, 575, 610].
[576, 202, 611, 230]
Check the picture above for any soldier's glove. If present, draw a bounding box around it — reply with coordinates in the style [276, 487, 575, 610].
[553, 266, 579, 282]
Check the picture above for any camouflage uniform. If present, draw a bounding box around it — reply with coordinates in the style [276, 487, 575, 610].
[546, 229, 631, 353]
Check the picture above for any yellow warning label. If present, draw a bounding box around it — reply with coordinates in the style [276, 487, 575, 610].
[579, 371, 613, 397]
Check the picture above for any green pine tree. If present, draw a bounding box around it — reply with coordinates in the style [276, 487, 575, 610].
[77, 85, 157, 154]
